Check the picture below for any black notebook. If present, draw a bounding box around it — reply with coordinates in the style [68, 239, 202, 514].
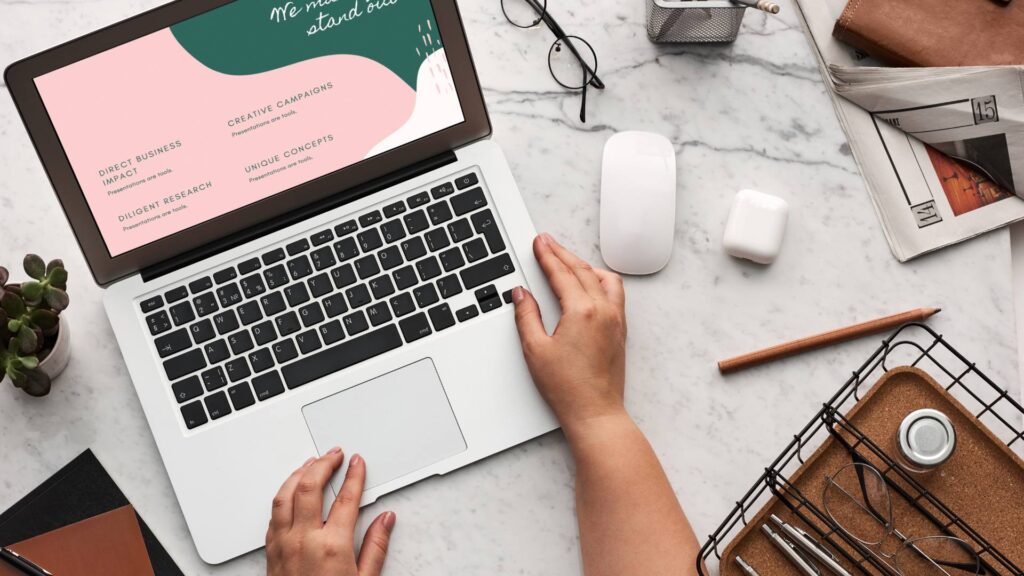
[0, 449, 183, 576]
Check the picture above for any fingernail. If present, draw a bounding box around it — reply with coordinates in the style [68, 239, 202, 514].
[327, 446, 342, 455]
[512, 286, 525, 303]
[351, 454, 363, 467]
[383, 511, 397, 532]
[302, 457, 316, 468]
[538, 233, 551, 246]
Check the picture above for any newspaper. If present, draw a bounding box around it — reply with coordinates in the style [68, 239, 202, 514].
[793, 0, 1024, 261]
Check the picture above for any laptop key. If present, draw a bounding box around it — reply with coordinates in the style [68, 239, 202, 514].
[287, 256, 313, 280]
[335, 220, 358, 237]
[252, 371, 286, 401]
[262, 248, 286, 265]
[238, 258, 262, 275]
[359, 210, 383, 228]
[248, 348, 275, 373]
[461, 254, 516, 290]
[204, 339, 230, 364]
[393, 266, 418, 290]
[425, 228, 450, 252]
[354, 255, 380, 280]
[181, 400, 208, 430]
[346, 284, 372, 309]
[437, 275, 463, 299]
[319, 320, 345, 345]
[261, 291, 287, 316]
[399, 313, 432, 343]
[310, 247, 336, 271]
[414, 284, 440, 308]
[378, 246, 403, 271]
[299, 302, 325, 327]
[400, 237, 427, 261]
[155, 328, 191, 358]
[503, 289, 515, 304]
[358, 229, 383, 253]
[286, 239, 310, 256]
[276, 311, 301, 336]
[475, 285, 498, 302]
[214, 309, 239, 335]
[147, 311, 172, 336]
[322, 293, 348, 318]
[343, 311, 369, 336]
[217, 283, 243, 308]
[228, 330, 255, 355]
[202, 366, 228, 391]
[169, 301, 196, 326]
[284, 283, 310, 307]
[264, 265, 289, 289]
[381, 220, 406, 243]
[205, 392, 232, 420]
[367, 302, 392, 327]
[281, 325, 402, 390]
[164, 349, 207, 381]
[427, 202, 453, 226]
[472, 210, 506, 253]
[214, 268, 237, 284]
[172, 375, 203, 404]
[190, 319, 215, 344]
[331, 263, 357, 289]
[408, 192, 430, 208]
[416, 257, 442, 281]
[141, 296, 163, 313]
[334, 237, 360, 262]
[431, 182, 455, 199]
[194, 293, 219, 317]
[383, 201, 407, 218]
[480, 296, 503, 313]
[308, 273, 332, 298]
[463, 238, 488, 263]
[252, 321, 277, 346]
[272, 339, 299, 363]
[369, 275, 395, 299]
[240, 274, 267, 298]
[189, 277, 213, 294]
[456, 305, 479, 322]
[448, 218, 473, 243]
[296, 330, 322, 354]
[451, 188, 487, 216]
[229, 383, 256, 411]
[238, 301, 263, 326]
[403, 210, 429, 234]
[311, 229, 334, 246]
[390, 292, 416, 317]
[455, 172, 479, 190]
[225, 357, 251, 382]
[428, 304, 456, 332]
[439, 248, 465, 272]
[166, 286, 189, 304]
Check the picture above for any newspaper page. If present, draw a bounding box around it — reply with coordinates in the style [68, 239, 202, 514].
[792, 0, 1024, 261]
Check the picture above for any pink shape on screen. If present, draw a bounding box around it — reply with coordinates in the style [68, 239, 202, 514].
[35, 29, 416, 256]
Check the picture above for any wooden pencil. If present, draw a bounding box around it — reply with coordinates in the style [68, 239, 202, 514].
[717, 307, 941, 375]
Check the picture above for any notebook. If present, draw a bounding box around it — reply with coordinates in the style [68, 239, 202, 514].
[0, 450, 182, 576]
[832, 0, 1024, 67]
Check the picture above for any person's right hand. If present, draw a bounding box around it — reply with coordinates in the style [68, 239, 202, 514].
[511, 233, 627, 435]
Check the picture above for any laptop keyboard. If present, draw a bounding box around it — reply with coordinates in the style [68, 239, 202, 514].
[139, 171, 519, 431]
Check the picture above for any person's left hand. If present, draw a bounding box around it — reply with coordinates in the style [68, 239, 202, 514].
[266, 447, 396, 576]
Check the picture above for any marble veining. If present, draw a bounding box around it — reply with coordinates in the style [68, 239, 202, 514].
[0, 0, 1018, 574]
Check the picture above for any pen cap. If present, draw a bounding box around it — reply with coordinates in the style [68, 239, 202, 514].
[897, 408, 956, 469]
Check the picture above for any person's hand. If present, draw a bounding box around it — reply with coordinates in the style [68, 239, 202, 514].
[266, 448, 396, 576]
[512, 233, 627, 436]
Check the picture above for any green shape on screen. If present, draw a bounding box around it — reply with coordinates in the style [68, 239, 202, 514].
[170, 0, 438, 88]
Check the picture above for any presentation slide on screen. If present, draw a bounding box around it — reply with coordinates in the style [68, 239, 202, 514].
[35, 0, 463, 257]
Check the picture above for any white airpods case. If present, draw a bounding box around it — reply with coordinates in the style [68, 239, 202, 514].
[723, 189, 789, 265]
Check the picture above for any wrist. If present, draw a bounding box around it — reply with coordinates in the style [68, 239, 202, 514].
[560, 408, 635, 453]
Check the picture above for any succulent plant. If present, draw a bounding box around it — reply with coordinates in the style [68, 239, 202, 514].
[0, 255, 70, 397]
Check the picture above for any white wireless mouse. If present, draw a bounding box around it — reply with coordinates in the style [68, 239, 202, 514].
[600, 131, 677, 275]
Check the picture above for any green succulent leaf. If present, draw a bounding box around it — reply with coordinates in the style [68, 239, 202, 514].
[8, 319, 21, 333]
[20, 356, 39, 370]
[16, 325, 38, 354]
[14, 368, 51, 397]
[0, 266, 8, 286]
[1, 292, 26, 317]
[45, 259, 65, 276]
[24, 254, 46, 281]
[44, 287, 70, 311]
[21, 281, 44, 304]
[48, 267, 68, 290]
[30, 308, 59, 332]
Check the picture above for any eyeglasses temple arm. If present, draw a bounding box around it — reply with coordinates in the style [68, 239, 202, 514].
[525, 2, 606, 90]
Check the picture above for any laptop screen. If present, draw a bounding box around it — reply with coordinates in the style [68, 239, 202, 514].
[33, 0, 465, 258]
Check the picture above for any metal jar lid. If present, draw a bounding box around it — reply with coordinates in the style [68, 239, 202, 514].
[897, 408, 956, 469]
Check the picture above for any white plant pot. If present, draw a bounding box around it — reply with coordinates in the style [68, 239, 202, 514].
[2, 320, 70, 391]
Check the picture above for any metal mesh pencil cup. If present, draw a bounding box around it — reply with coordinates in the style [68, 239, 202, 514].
[646, 0, 746, 43]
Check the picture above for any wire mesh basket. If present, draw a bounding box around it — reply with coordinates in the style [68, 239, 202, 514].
[646, 0, 746, 43]
[696, 323, 1024, 575]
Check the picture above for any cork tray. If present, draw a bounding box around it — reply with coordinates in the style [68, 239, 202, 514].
[720, 366, 1024, 575]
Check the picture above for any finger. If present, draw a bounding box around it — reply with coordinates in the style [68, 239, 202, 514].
[512, 287, 548, 348]
[544, 235, 605, 299]
[593, 268, 625, 308]
[533, 234, 584, 304]
[325, 453, 366, 535]
[293, 447, 344, 530]
[357, 512, 397, 576]
[269, 457, 316, 532]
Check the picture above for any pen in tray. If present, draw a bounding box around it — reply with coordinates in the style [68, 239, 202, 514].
[0, 547, 53, 576]
[761, 523, 821, 576]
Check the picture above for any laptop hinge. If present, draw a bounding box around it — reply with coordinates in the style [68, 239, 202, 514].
[141, 150, 458, 283]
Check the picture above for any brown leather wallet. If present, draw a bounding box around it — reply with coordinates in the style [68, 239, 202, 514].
[832, 0, 1024, 66]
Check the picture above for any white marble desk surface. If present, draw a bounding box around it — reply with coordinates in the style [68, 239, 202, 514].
[0, 1, 1018, 574]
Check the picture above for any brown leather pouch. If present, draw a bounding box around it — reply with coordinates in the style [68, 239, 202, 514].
[832, 0, 1024, 67]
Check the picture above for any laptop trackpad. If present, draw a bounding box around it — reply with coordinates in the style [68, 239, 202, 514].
[302, 359, 467, 493]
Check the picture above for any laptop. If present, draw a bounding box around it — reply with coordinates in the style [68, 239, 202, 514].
[5, 0, 560, 563]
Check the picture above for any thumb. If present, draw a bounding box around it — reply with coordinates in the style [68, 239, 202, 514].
[512, 286, 547, 347]
[357, 511, 396, 576]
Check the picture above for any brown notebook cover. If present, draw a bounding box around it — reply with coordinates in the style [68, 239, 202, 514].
[0, 505, 154, 576]
[832, 0, 1024, 67]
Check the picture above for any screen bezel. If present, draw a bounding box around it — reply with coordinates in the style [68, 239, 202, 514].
[4, 0, 490, 286]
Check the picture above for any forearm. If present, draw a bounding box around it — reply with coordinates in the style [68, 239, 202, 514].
[564, 412, 700, 576]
